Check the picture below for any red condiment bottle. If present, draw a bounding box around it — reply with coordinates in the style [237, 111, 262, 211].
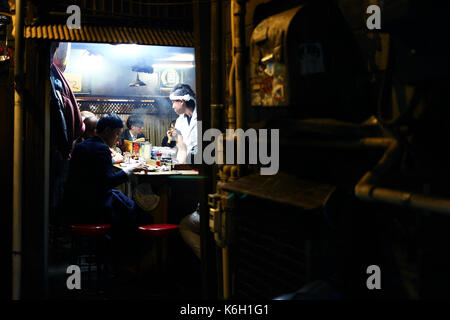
[156, 153, 162, 166]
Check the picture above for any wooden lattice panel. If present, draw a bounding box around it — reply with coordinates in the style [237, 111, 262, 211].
[78, 101, 159, 115]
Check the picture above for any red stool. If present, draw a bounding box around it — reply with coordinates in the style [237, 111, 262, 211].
[70, 224, 111, 293]
[137, 224, 179, 279]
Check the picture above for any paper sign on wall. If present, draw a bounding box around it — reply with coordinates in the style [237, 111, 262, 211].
[64, 73, 82, 92]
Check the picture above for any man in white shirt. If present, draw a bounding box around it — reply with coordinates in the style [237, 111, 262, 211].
[169, 84, 198, 164]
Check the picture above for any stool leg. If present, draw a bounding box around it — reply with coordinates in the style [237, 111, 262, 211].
[153, 240, 159, 276]
[96, 236, 105, 294]
[70, 237, 75, 265]
[138, 239, 155, 282]
[156, 239, 161, 276]
[155, 238, 166, 279]
[136, 241, 141, 280]
[138, 239, 154, 281]
[87, 238, 92, 291]
[71, 236, 81, 266]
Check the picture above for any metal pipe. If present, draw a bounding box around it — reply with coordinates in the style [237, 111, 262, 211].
[210, 6, 225, 299]
[232, 0, 245, 180]
[291, 134, 450, 215]
[290, 137, 397, 151]
[210, 0, 224, 131]
[353, 139, 450, 215]
[210, 0, 219, 195]
[233, 0, 245, 131]
[219, 0, 244, 301]
[354, 138, 401, 196]
[222, 247, 230, 299]
[281, 116, 381, 137]
[227, 59, 236, 129]
[357, 179, 450, 215]
[12, 0, 24, 300]
[210, 0, 221, 124]
[227, 0, 236, 129]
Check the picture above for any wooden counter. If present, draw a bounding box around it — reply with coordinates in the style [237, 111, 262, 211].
[113, 163, 198, 223]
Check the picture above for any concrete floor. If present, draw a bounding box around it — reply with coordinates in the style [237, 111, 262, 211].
[47, 227, 202, 300]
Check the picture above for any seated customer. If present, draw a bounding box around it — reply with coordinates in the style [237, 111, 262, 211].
[161, 120, 177, 148]
[73, 113, 98, 146]
[121, 115, 146, 143]
[64, 113, 151, 266]
[80, 110, 95, 121]
[74, 113, 123, 164]
[111, 147, 124, 164]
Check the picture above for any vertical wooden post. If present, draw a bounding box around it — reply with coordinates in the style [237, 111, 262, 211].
[193, 0, 217, 299]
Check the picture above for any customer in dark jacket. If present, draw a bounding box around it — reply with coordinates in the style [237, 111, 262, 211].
[65, 113, 147, 223]
[120, 115, 146, 143]
[161, 120, 177, 148]
[64, 114, 151, 267]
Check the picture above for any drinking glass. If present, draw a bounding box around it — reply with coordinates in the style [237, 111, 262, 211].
[124, 152, 130, 164]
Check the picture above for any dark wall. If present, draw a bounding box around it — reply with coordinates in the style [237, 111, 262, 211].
[0, 56, 13, 300]
[222, 0, 450, 299]
[21, 39, 51, 299]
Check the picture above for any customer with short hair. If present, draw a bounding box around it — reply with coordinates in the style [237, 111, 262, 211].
[64, 113, 151, 269]
[121, 115, 146, 143]
[73, 114, 98, 146]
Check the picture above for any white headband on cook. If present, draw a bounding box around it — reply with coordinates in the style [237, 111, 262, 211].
[169, 92, 196, 102]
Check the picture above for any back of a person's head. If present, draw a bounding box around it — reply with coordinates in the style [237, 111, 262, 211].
[84, 115, 98, 124]
[96, 113, 123, 133]
[81, 110, 96, 121]
[84, 115, 98, 129]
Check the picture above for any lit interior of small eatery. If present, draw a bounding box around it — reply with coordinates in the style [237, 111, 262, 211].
[48, 41, 202, 299]
[62, 42, 195, 146]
